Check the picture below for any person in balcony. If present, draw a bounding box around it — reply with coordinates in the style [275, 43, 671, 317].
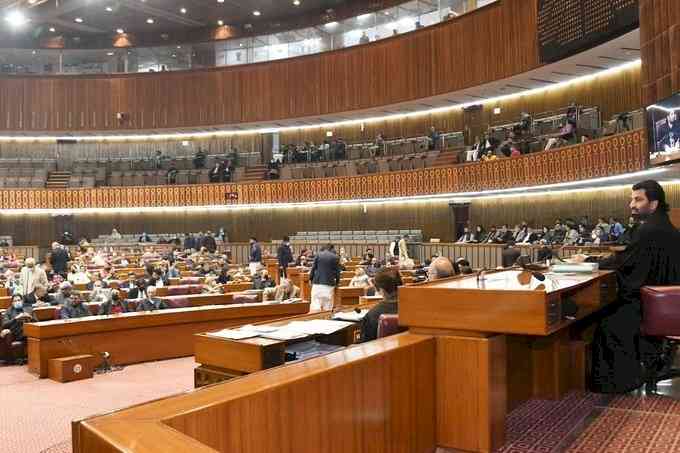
[193, 148, 206, 169]
[208, 162, 221, 183]
[166, 164, 178, 185]
[428, 126, 440, 151]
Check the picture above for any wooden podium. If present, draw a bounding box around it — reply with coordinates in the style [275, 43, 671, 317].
[399, 269, 617, 453]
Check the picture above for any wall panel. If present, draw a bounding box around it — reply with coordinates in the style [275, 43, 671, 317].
[0, 1, 538, 132]
[640, 0, 680, 105]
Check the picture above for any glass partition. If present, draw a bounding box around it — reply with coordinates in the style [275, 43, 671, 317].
[0, 0, 497, 75]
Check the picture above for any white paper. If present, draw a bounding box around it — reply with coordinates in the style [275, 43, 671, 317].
[332, 310, 369, 322]
[205, 329, 260, 340]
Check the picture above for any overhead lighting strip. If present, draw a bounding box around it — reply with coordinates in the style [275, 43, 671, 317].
[0, 59, 641, 143]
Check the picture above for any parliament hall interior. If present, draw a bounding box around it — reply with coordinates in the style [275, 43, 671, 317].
[2, 0, 680, 452]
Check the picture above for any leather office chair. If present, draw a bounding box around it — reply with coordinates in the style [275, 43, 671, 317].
[0, 331, 26, 364]
[641, 286, 680, 393]
[377, 314, 405, 338]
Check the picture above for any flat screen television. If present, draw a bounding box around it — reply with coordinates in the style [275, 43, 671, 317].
[647, 93, 680, 166]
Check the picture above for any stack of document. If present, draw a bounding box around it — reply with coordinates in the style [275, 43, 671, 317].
[206, 319, 353, 341]
[332, 310, 369, 322]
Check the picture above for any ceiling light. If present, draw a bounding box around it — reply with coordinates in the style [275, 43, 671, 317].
[146, 18, 154, 24]
[49, 27, 55, 32]
[217, 19, 224, 26]
[176, 45, 181, 49]
[74, 17, 83, 23]
[180, 7, 187, 14]
[105, 6, 113, 12]
[253, 10, 261, 16]
[293, 0, 300, 5]
[217, 0, 224, 3]
[107, 52, 114, 56]
[5, 11, 28, 27]
[116, 28, 124, 34]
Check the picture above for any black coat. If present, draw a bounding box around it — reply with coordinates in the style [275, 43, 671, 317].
[202, 236, 217, 253]
[310, 250, 340, 287]
[591, 211, 680, 393]
[51, 248, 70, 274]
[277, 243, 294, 268]
[360, 298, 398, 342]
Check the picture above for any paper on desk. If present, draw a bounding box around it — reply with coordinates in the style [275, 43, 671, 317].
[289, 319, 353, 335]
[205, 329, 260, 340]
[332, 310, 369, 322]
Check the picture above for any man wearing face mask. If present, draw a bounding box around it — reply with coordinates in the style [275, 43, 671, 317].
[60, 293, 90, 319]
[18, 257, 48, 296]
[579, 180, 680, 393]
[360, 268, 402, 342]
[1, 295, 34, 343]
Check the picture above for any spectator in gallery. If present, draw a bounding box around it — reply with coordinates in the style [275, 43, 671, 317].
[428, 126, 440, 150]
[138, 232, 152, 243]
[193, 148, 207, 169]
[268, 158, 281, 180]
[166, 163, 178, 185]
[221, 160, 234, 182]
[359, 31, 370, 44]
[544, 118, 577, 150]
[209, 162, 221, 183]
[456, 226, 475, 243]
[153, 150, 165, 169]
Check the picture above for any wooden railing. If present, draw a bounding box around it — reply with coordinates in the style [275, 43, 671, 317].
[0, 130, 646, 210]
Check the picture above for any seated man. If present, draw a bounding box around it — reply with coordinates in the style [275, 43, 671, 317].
[426, 257, 455, 281]
[119, 272, 137, 290]
[53, 281, 74, 306]
[263, 278, 301, 302]
[1, 295, 34, 343]
[136, 286, 168, 312]
[23, 284, 55, 307]
[252, 269, 276, 290]
[60, 293, 90, 319]
[360, 268, 402, 342]
[126, 279, 148, 300]
[98, 290, 128, 315]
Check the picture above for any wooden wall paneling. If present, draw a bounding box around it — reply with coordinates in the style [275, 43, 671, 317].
[640, 0, 680, 105]
[0, 0, 541, 131]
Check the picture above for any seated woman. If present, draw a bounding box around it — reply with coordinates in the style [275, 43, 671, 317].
[98, 290, 128, 315]
[360, 268, 402, 342]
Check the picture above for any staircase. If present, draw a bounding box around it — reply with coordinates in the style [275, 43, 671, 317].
[431, 150, 461, 167]
[239, 165, 267, 183]
[46, 171, 71, 189]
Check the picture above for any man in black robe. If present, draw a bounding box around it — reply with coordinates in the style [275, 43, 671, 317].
[588, 180, 680, 393]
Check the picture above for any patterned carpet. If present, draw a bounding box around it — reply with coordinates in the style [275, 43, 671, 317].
[4, 358, 680, 452]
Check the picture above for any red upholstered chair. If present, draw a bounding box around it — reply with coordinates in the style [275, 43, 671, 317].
[232, 293, 260, 304]
[641, 286, 680, 393]
[163, 296, 190, 309]
[125, 299, 140, 311]
[377, 314, 405, 338]
[167, 285, 187, 296]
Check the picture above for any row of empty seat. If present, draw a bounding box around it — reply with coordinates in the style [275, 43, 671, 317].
[290, 229, 423, 243]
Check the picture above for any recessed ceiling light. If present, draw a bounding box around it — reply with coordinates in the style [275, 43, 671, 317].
[293, 0, 300, 5]
[5, 11, 28, 27]
[116, 28, 124, 34]
[180, 7, 187, 14]
[217, 19, 224, 26]
[217, 0, 224, 3]
[31, 50, 36, 55]
[105, 6, 113, 12]
[74, 17, 83, 23]
[49, 26, 56, 32]
[253, 10, 261, 16]
[146, 18, 154, 24]
[176, 45, 181, 49]
[107, 51, 114, 56]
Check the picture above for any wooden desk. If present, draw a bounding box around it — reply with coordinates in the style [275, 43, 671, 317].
[194, 304, 371, 386]
[398, 269, 617, 452]
[264, 258, 279, 285]
[0, 295, 10, 309]
[74, 333, 436, 453]
[335, 286, 365, 306]
[25, 301, 310, 378]
[286, 267, 311, 301]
